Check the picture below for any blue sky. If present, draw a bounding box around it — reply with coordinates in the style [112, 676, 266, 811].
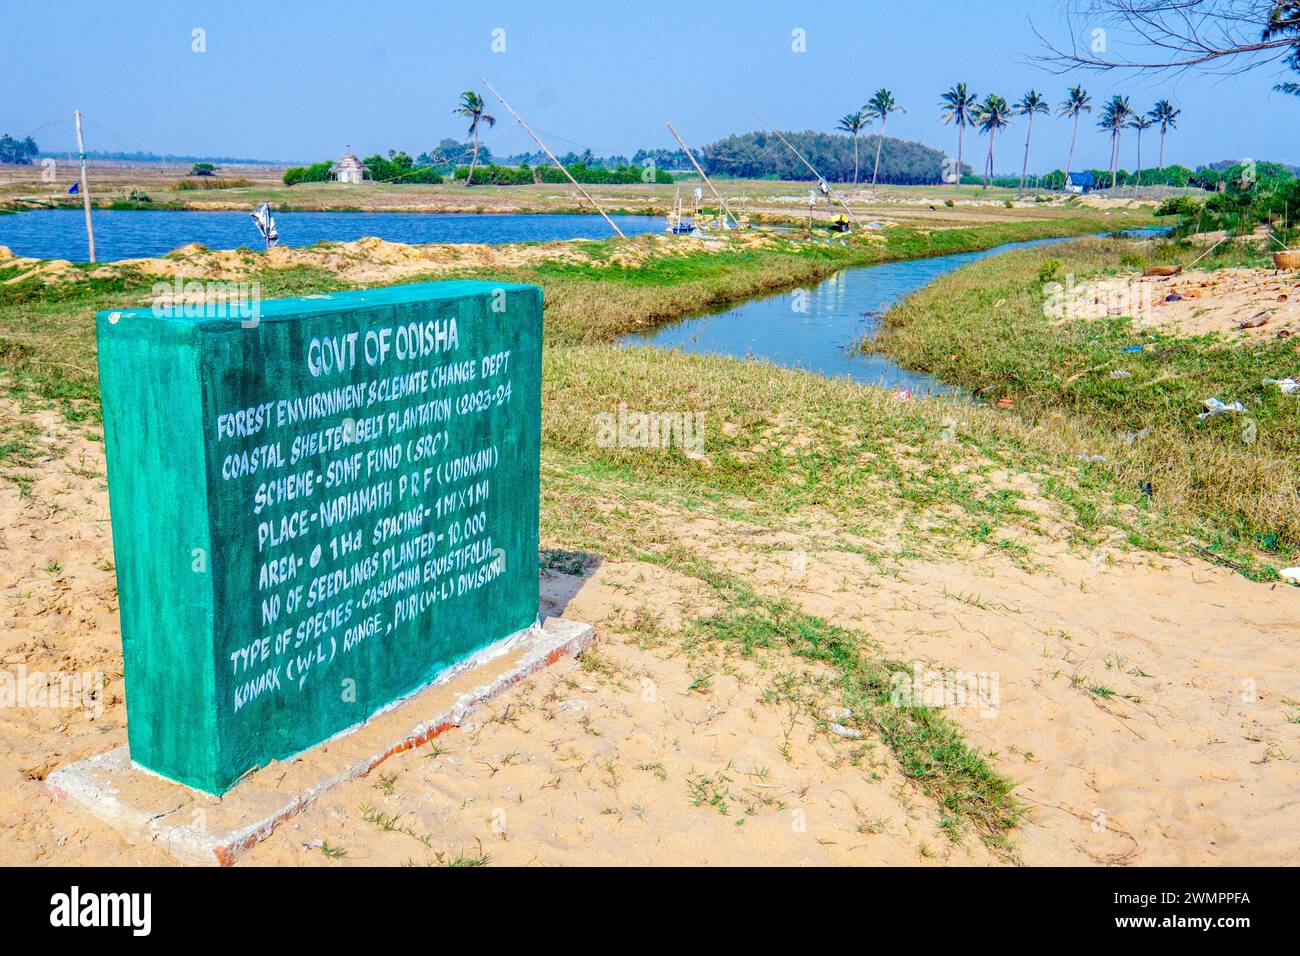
[5, 0, 1295, 172]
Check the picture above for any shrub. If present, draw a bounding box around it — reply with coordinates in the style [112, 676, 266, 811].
[1155, 195, 1202, 217]
[362, 152, 442, 184]
[283, 162, 333, 186]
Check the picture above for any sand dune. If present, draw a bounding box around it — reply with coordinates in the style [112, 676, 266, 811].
[0, 399, 1295, 865]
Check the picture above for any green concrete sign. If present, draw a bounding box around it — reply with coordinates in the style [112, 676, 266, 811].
[96, 280, 542, 794]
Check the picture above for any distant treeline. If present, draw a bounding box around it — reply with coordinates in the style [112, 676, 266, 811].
[699, 130, 959, 184]
[283, 130, 958, 187]
[966, 160, 1297, 191]
[455, 162, 672, 185]
[283, 150, 672, 186]
[431, 142, 691, 171]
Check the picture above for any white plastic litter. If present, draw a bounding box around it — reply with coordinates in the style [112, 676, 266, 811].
[1264, 378, 1300, 395]
[1280, 568, 1300, 586]
[1110, 369, 1133, 379]
[1198, 398, 1246, 419]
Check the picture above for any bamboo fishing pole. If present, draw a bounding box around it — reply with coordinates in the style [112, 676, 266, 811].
[749, 110, 865, 229]
[665, 122, 740, 228]
[475, 71, 625, 238]
[74, 110, 96, 263]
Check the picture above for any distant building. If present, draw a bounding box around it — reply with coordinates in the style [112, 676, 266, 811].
[330, 149, 367, 184]
[1066, 171, 1095, 194]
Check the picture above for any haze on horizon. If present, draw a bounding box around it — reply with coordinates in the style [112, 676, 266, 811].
[5, 0, 1296, 173]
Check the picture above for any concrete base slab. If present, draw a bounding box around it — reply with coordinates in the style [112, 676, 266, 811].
[44, 616, 594, 865]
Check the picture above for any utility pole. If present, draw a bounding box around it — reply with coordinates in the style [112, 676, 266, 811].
[476, 71, 625, 238]
[74, 110, 96, 263]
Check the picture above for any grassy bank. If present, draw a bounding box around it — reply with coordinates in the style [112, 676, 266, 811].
[0, 213, 1147, 408]
[868, 235, 1298, 572]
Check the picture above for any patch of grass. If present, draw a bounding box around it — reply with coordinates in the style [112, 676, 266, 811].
[443, 849, 491, 867]
[539, 341, 1170, 567]
[636, 761, 668, 781]
[0, 413, 42, 486]
[687, 771, 736, 815]
[870, 235, 1300, 567]
[654, 552, 1022, 849]
[360, 804, 433, 848]
[538, 548, 591, 576]
[318, 841, 347, 860]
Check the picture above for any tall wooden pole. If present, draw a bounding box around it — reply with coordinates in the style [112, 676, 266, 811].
[475, 71, 625, 238]
[74, 110, 96, 262]
[750, 111, 865, 229]
[665, 122, 739, 228]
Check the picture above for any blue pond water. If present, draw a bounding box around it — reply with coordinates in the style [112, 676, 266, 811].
[623, 234, 1150, 393]
[0, 208, 662, 263]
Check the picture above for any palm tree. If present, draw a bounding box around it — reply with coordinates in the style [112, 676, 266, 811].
[1149, 99, 1180, 169]
[974, 94, 1012, 190]
[1013, 90, 1050, 192]
[1098, 95, 1133, 190]
[453, 90, 496, 187]
[863, 89, 904, 190]
[1058, 85, 1092, 190]
[939, 83, 978, 186]
[1128, 113, 1154, 185]
[836, 111, 870, 183]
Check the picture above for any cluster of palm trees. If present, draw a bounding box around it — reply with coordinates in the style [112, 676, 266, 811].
[836, 88, 904, 187]
[938, 84, 1180, 191]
